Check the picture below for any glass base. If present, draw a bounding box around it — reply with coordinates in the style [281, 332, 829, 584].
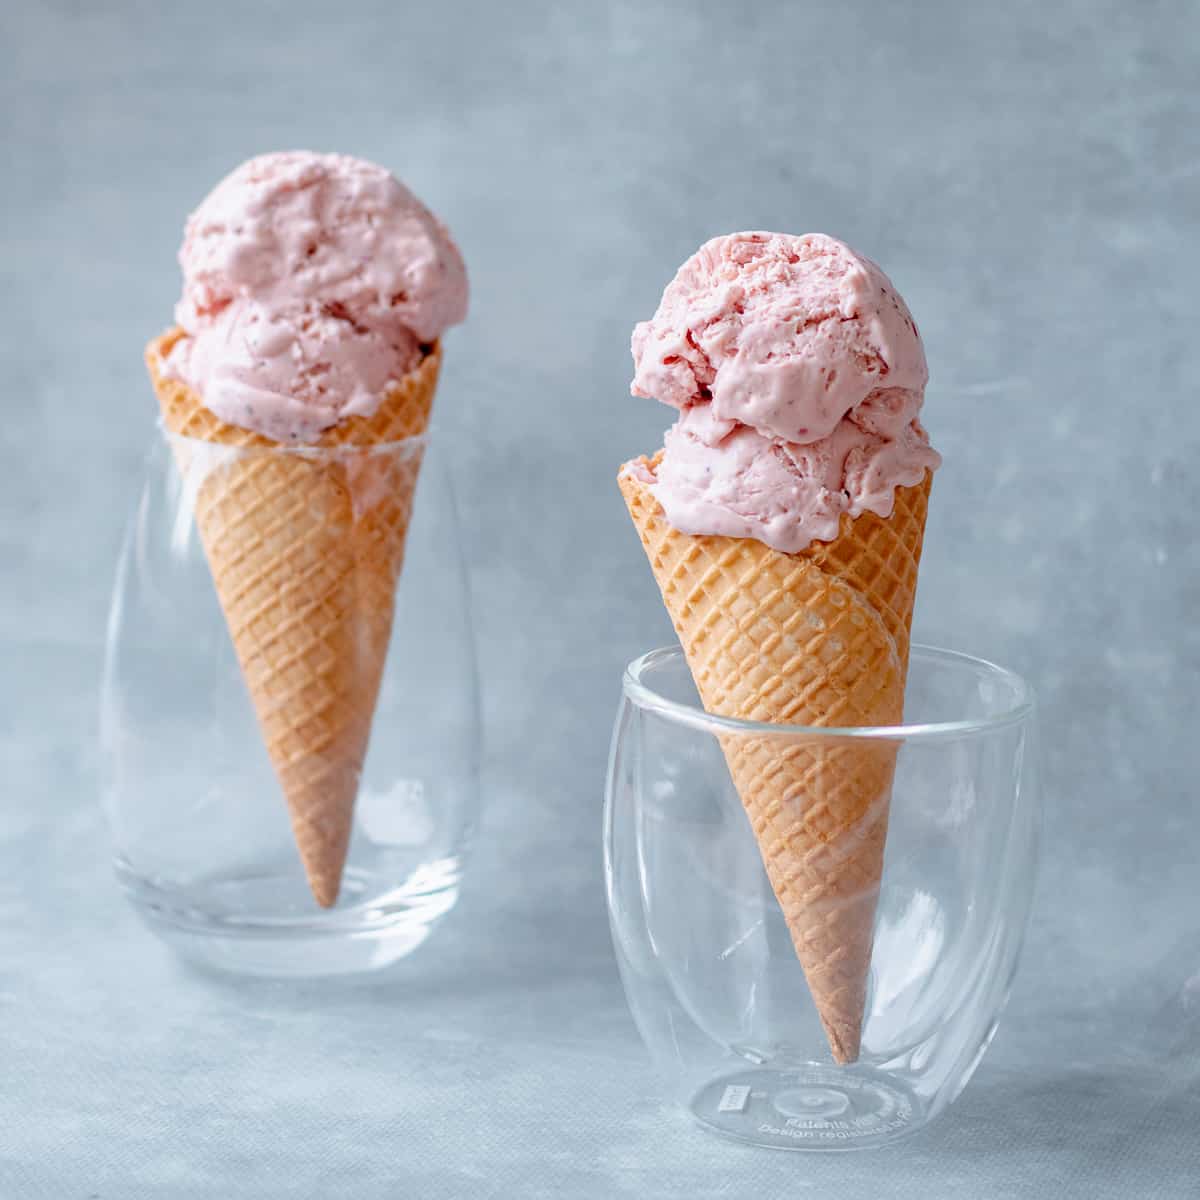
[116, 858, 461, 978]
[689, 1064, 926, 1151]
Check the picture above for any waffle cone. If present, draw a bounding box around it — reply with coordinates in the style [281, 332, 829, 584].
[146, 328, 441, 907]
[619, 459, 932, 1062]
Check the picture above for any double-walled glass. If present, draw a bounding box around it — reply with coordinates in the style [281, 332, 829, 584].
[605, 645, 1037, 1150]
[101, 429, 480, 976]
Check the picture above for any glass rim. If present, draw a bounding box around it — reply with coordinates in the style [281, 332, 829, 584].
[157, 417, 429, 455]
[622, 643, 1035, 741]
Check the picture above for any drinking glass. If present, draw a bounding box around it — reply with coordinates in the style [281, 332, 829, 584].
[101, 428, 480, 976]
[604, 645, 1037, 1149]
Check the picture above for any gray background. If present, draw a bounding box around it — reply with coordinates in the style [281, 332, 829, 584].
[3, 0, 1199, 1195]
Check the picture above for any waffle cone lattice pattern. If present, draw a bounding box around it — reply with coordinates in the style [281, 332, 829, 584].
[619, 462, 931, 1062]
[146, 330, 440, 907]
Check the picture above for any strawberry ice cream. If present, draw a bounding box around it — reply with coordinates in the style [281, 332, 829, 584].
[159, 151, 467, 442]
[626, 232, 939, 552]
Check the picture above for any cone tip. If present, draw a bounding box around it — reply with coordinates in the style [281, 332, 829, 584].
[310, 874, 341, 909]
[824, 1019, 862, 1065]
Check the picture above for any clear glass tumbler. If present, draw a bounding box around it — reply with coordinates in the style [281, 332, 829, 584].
[101, 428, 480, 976]
[604, 645, 1037, 1150]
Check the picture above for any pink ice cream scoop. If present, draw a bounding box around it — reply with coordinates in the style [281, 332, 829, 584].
[627, 232, 940, 552]
[160, 151, 468, 442]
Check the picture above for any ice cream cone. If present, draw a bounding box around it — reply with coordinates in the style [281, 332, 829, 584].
[146, 328, 441, 907]
[619, 459, 932, 1062]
